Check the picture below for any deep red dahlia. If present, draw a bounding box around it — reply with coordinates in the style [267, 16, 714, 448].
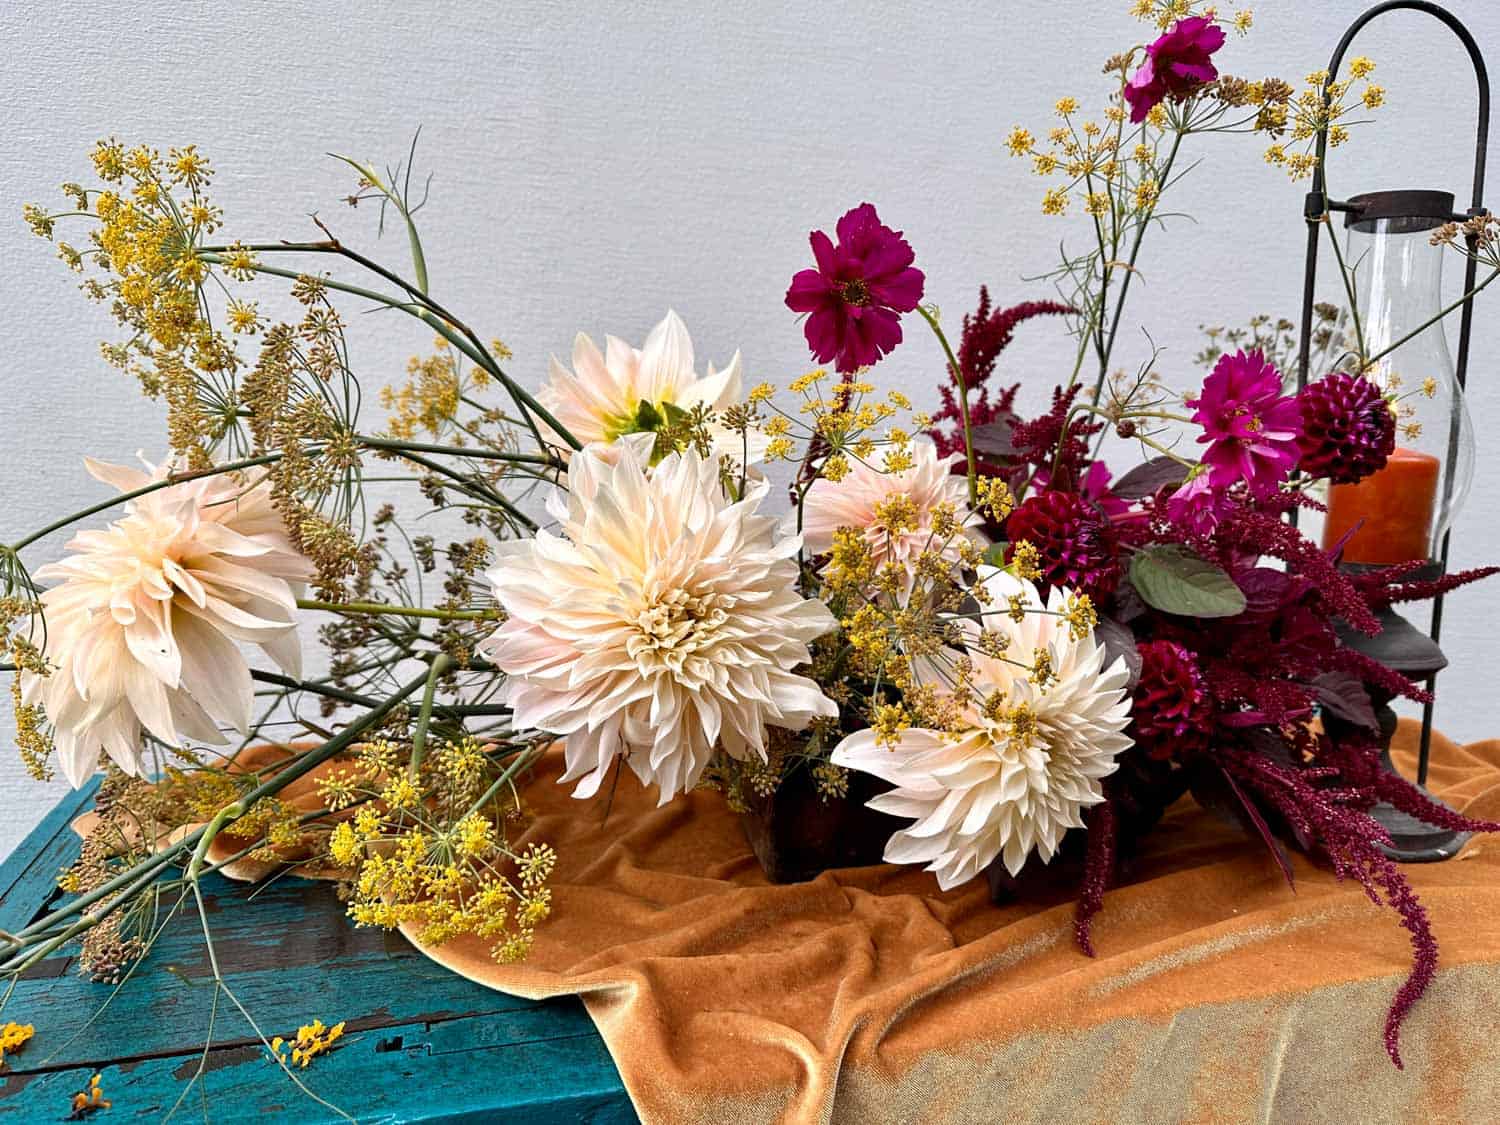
[1296, 372, 1395, 484]
[1131, 640, 1214, 757]
[1005, 490, 1120, 599]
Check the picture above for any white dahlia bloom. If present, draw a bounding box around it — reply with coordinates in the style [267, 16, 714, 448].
[801, 439, 987, 599]
[831, 568, 1132, 887]
[481, 439, 837, 804]
[536, 309, 767, 464]
[21, 457, 313, 787]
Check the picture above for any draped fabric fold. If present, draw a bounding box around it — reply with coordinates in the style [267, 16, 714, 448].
[403, 721, 1500, 1124]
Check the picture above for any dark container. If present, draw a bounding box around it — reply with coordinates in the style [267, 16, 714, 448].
[739, 765, 900, 883]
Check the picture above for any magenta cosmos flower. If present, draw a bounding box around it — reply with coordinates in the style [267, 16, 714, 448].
[1124, 15, 1227, 123]
[785, 203, 925, 373]
[1180, 349, 1302, 502]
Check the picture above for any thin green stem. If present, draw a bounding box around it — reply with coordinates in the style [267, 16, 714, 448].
[409, 653, 454, 778]
[7, 452, 285, 553]
[1364, 263, 1500, 368]
[1094, 128, 1184, 403]
[0, 664, 432, 953]
[919, 306, 977, 503]
[296, 598, 494, 622]
[1323, 215, 1366, 362]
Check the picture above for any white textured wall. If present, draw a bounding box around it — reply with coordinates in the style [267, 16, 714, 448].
[4, 0, 1500, 859]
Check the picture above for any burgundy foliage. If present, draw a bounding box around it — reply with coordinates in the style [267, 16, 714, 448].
[931, 294, 1500, 1065]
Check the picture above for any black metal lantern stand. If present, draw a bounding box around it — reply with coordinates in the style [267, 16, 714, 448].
[1296, 1, 1490, 861]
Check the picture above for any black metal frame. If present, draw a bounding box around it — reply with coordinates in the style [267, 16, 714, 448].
[1295, 0, 1491, 785]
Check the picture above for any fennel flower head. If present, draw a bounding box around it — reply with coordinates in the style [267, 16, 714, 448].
[481, 436, 837, 804]
[21, 457, 311, 786]
[801, 438, 987, 599]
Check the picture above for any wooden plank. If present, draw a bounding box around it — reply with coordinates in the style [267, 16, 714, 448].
[0, 1010, 635, 1122]
[0, 792, 636, 1122]
[0, 778, 98, 934]
[2, 872, 571, 1068]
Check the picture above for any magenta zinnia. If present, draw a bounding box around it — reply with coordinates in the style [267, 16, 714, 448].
[785, 203, 925, 373]
[1123, 15, 1227, 123]
[1296, 371, 1395, 484]
[1181, 349, 1302, 501]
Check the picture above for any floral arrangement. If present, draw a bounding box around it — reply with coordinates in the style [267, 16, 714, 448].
[7, 2, 1500, 1107]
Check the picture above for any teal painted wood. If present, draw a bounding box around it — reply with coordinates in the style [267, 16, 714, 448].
[0, 791, 636, 1123]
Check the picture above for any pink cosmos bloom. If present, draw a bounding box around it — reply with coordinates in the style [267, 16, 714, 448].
[1124, 16, 1227, 123]
[785, 203, 925, 373]
[1181, 349, 1301, 501]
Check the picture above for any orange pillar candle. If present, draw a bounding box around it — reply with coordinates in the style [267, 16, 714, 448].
[1322, 447, 1441, 565]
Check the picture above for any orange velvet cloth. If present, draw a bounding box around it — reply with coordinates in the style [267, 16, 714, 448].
[401, 722, 1500, 1124]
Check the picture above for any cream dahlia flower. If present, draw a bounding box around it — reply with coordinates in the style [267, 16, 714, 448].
[21, 457, 312, 787]
[536, 309, 766, 463]
[480, 439, 837, 804]
[831, 568, 1132, 887]
[801, 439, 987, 598]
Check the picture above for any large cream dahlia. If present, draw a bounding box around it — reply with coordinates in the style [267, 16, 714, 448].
[801, 439, 987, 598]
[536, 309, 766, 463]
[21, 457, 312, 787]
[831, 568, 1132, 887]
[480, 439, 837, 804]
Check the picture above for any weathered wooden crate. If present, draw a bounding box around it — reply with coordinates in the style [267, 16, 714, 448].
[0, 784, 635, 1122]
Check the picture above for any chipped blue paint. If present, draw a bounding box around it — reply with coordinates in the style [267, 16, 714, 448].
[0, 790, 635, 1123]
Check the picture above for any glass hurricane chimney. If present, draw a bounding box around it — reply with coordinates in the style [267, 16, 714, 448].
[1321, 189, 1475, 566]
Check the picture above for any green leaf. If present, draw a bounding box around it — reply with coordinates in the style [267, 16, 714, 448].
[983, 542, 1010, 567]
[1128, 544, 1246, 619]
[634, 399, 666, 432]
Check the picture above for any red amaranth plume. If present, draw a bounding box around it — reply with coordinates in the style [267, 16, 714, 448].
[1073, 798, 1117, 957]
[1220, 745, 1438, 1068]
[928, 289, 1072, 459]
[1352, 563, 1500, 612]
[1191, 504, 1380, 635]
[1010, 384, 1103, 491]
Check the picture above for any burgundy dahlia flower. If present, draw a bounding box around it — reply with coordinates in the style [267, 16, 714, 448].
[1124, 16, 1227, 124]
[1005, 489, 1121, 601]
[1131, 640, 1214, 758]
[1181, 349, 1302, 501]
[785, 203, 925, 373]
[1296, 371, 1396, 484]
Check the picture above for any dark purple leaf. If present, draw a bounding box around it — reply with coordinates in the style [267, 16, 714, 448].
[1221, 766, 1296, 890]
[1313, 671, 1379, 732]
[968, 418, 1018, 459]
[1111, 456, 1190, 500]
[1094, 616, 1142, 691]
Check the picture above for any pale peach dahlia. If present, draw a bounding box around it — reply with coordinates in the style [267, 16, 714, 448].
[802, 439, 987, 598]
[481, 439, 837, 804]
[535, 309, 765, 463]
[21, 457, 312, 786]
[832, 568, 1132, 887]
